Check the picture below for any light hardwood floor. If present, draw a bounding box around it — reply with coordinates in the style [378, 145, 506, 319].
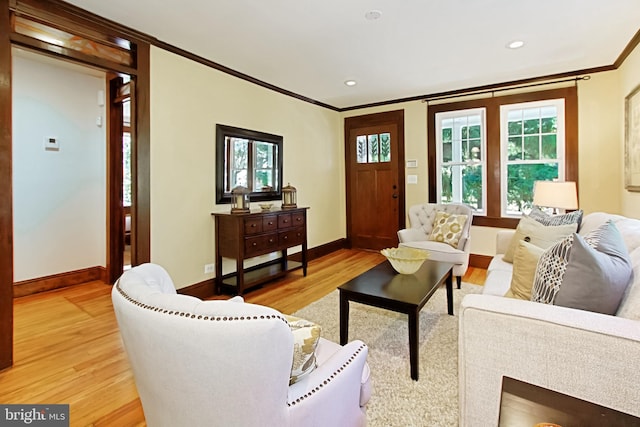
[1, 249, 486, 426]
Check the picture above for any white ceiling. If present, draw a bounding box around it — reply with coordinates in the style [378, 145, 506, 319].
[65, 0, 640, 109]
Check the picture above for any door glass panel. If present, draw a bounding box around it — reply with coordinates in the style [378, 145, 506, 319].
[379, 133, 391, 162]
[356, 135, 368, 163]
[367, 134, 379, 163]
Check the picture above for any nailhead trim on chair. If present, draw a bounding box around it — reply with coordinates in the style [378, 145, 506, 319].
[286, 343, 368, 407]
[115, 281, 289, 325]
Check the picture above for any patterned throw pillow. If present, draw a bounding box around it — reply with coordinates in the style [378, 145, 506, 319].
[503, 216, 578, 263]
[428, 211, 468, 248]
[285, 315, 321, 385]
[529, 206, 583, 228]
[531, 221, 633, 314]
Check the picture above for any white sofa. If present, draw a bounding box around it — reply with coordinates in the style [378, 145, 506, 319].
[459, 212, 640, 426]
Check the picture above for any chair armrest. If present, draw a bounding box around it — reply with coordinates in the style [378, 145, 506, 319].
[458, 294, 640, 426]
[288, 340, 369, 426]
[398, 228, 427, 243]
[495, 230, 515, 254]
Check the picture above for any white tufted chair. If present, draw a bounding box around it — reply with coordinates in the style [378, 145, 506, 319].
[112, 263, 371, 427]
[397, 203, 473, 288]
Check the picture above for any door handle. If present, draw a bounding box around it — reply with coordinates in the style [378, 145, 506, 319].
[392, 194, 398, 199]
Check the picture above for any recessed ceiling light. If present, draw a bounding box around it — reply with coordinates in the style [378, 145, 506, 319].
[364, 10, 382, 21]
[507, 40, 525, 49]
[344, 80, 357, 87]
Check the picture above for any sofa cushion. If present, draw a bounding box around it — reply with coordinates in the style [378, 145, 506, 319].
[531, 221, 633, 315]
[504, 240, 545, 300]
[285, 315, 321, 385]
[428, 211, 468, 248]
[528, 206, 583, 228]
[503, 216, 577, 263]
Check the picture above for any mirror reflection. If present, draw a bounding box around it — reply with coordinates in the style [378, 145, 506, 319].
[216, 124, 283, 204]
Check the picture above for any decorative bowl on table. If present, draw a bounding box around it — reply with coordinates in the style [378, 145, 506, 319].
[380, 247, 429, 275]
[258, 203, 273, 211]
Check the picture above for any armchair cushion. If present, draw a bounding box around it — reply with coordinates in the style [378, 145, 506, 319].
[285, 315, 321, 384]
[428, 211, 468, 248]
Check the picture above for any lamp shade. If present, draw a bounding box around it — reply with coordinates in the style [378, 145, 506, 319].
[532, 181, 578, 210]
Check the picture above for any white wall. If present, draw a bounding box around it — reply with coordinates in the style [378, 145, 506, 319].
[12, 50, 107, 281]
[150, 47, 345, 289]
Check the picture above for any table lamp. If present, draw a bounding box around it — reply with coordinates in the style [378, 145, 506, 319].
[532, 181, 578, 214]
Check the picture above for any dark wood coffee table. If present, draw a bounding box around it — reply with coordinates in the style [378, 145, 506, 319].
[338, 259, 454, 381]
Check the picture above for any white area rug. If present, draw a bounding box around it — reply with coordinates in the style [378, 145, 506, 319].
[293, 282, 483, 427]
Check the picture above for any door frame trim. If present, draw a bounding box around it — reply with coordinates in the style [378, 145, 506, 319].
[344, 109, 406, 248]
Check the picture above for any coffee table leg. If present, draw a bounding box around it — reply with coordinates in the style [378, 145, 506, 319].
[340, 292, 349, 345]
[446, 270, 454, 316]
[408, 309, 419, 381]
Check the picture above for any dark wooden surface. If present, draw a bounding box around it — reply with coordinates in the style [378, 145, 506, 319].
[499, 377, 640, 427]
[213, 207, 308, 294]
[338, 259, 454, 380]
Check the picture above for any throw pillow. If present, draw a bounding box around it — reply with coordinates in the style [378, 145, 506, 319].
[503, 216, 578, 263]
[428, 211, 468, 248]
[285, 314, 321, 385]
[504, 240, 545, 300]
[531, 221, 633, 315]
[528, 206, 584, 228]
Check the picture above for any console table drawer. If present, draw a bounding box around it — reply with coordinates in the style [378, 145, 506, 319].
[279, 228, 305, 247]
[244, 218, 263, 235]
[262, 215, 278, 231]
[245, 233, 278, 256]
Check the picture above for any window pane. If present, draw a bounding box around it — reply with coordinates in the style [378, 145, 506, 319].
[380, 133, 391, 162]
[469, 139, 481, 161]
[506, 163, 559, 214]
[541, 134, 557, 159]
[462, 165, 483, 210]
[442, 127, 452, 143]
[508, 136, 522, 161]
[255, 142, 273, 168]
[523, 118, 540, 134]
[231, 138, 248, 168]
[368, 134, 379, 163]
[442, 141, 452, 162]
[508, 119, 522, 136]
[356, 135, 367, 163]
[441, 166, 453, 203]
[524, 135, 540, 160]
[541, 116, 557, 133]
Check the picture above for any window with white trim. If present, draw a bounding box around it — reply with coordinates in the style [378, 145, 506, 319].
[500, 99, 565, 216]
[435, 108, 487, 214]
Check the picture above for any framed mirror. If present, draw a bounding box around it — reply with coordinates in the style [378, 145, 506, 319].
[216, 124, 283, 204]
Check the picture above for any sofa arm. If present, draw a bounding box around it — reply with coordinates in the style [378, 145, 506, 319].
[288, 340, 369, 427]
[397, 228, 426, 243]
[458, 294, 640, 427]
[495, 230, 515, 254]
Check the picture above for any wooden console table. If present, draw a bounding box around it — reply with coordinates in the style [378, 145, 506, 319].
[212, 207, 308, 295]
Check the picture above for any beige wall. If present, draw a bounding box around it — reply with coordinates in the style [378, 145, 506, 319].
[619, 42, 640, 218]
[150, 47, 345, 289]
[342, 44, 640, 255]
[149, 40, 640, 287]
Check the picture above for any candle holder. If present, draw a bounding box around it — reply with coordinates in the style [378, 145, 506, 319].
[231, 186, 250, 213]
[282, 183, 297, 208]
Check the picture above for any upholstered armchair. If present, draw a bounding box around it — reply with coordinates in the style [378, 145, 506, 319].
[397, 203, 473, 288]
[112, 263, 371, 427]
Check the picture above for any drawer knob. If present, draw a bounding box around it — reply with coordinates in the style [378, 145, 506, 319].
[283, 236, 288, 240]
[268, 221, 273, 225]
[269, 239, 274, 243]
[252, 242, 257, 246]
[251, 223, 257, 227]
[283, 219, 289, 223]
[296, 217, 302, 221]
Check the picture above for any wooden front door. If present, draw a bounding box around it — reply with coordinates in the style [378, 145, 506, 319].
[345, 110, 405, 250]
